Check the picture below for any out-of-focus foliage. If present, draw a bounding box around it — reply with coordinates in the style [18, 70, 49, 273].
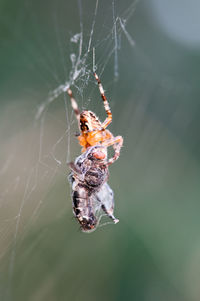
[0, 0, 200, 300]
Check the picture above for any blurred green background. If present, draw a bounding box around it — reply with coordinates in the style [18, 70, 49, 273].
[1, 0, 200, 300]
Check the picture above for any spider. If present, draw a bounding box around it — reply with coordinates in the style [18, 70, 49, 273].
[69, 145, 119, 232]
[67, 72, 123, 166]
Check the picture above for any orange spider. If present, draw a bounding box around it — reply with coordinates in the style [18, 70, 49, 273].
[67, 73, 123, 165]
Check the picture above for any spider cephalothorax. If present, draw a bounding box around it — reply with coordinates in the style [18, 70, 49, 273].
[67, 73, 123, 166]
[79, 111, 101, 132]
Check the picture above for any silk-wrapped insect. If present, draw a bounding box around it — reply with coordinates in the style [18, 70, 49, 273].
[68, 146, 119, 232]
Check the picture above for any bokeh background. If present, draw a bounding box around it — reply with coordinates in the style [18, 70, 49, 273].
[1, 0, 200, 300]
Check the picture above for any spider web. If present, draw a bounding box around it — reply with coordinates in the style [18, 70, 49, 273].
[0, 0, 138, 299]
[1, 0, 200, 300]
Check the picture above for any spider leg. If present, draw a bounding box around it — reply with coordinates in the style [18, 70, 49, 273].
[101, 135, 123, 165]
[94, 73, 112, 129]
[67, 89, 80, 124]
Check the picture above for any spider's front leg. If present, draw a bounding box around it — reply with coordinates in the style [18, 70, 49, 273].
[67, 88, 80, 125]
[101, 134, 123, 166]
[94, 72, 112, 129]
